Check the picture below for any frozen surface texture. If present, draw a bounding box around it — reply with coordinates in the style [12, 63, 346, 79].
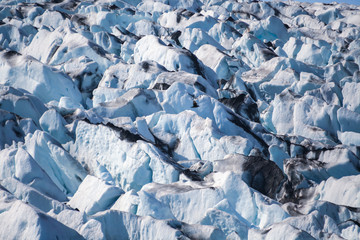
[0, 0, 360, 239]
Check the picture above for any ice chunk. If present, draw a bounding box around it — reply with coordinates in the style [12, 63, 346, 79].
[88, 210, 197, 240]
[0, 23, 37, 53]
[138, 171, 288, 228]
[283, 37, 303, 59]
[178, 27, 226, 52]
[0, 110, 26, 149]
[342, 82, 360, 114]
[195, 44, 248, 81]
[149, 71, 218, 98]
[213, 154, 285, 199]
[111, 189, 139, 214]
[232, 32, 277, 68]
[1, 177, 66, 213]
[136, 118, 155, 143]
[91, 88, 162, 120]
[39, 109, 72, 144]
[24, 26, 115, 73]
[24, 130, 87, 196]
[0, 188, 84, 239]
[200, 207, 249, 238]
[92, 87, 126, 107]
[316, 8, 344, 25]
[33, 10, 69, 30]
[68, 175, 124, 215]
[0, 85, 47, 126]
[251, 16, 290, 42]
[65, 120, 179, 191]
[242, 57, 323, 102]
[314, 175, 360, 208]
[137, 181, 226, 224]
[0, 147, 68, 201]
[0, 50, 83, 107]
[296, 43, 331, 66]
[134, 35, 203, 76]
[290, 72, 325, 96]
[248, 222, 315, 240]
[147, 110, 256, 161]
[317, 147, 360, 179]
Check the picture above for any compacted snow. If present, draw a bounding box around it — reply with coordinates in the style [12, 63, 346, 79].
[0, 0, 359, 239]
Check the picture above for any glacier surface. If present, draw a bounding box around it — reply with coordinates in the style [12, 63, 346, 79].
[0, 0, 360, 239]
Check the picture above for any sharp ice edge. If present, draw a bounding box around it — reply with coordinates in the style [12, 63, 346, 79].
[0, 0, 360, 239]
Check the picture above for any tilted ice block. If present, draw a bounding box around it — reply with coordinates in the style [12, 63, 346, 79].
[91, 88, 163, 120]
[0, 110, 27, 149]
[137, 181, 226, 224]
[296, 43, 331, 66]
[88, 210, 225, 240]
[98, 61, 131, 89]
[0, 50, 83, 107]
[92, 87, 126, 107]
[290, 72, 325, 96]
[98, 60, 167, 91]
[213, 154, 285, 199]
[242, 57, 324, 102]
[306, 82, 342, 106]
[314, 175, 360, 208]
[68, 175, 124, 215]
[146, 110, 256, 161]
[232, 32, 277, 68]
[149, 71, 218, 98]
[24, 130, 87, 196]
[91, 29, 123, 57]
[251, 16, 290, 42]
[283, 37, 303, 59]
[111, 189, 139, 214]
[1, 177, 67, 213]
[282, 200, 360, 239]
[33, 10, 69, 30]
[338, 131, 360, 146]
[262, 88, 360, 146]
[207, 22, 241, 50]
[66, 120, 179, 191]
[0, 23, 37, 53]
[179, 27, 226, 52]
[291, 14, 325, 30]
[248, 222, 315, 240]
[200, 205, 249, 238]
[24, 26, 115, 73]
[342, 82, 360, 114]
[126, 19, 159, 36]
[158, 9, 217, 31]
[0, 187, 84, 240]
[39, 109, 72, 144]
[134, 35, 204, 77]
[317, 147, 360, 179]
[195, 44, 247, 81]
[137, 171, 288, 228]
[137, 1, 172, 17]
[259, 67, 298, 101]
[60, 56, 102, 98]
[316, 8, 344, 25]
[325, 62, 352, 85]
[0, 147, 68, 202]
[125, 61, 167, 89]
[337, 107, 360, 133]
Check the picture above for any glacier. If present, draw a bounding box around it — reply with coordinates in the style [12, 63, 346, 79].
[0, 0, 360, 239]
